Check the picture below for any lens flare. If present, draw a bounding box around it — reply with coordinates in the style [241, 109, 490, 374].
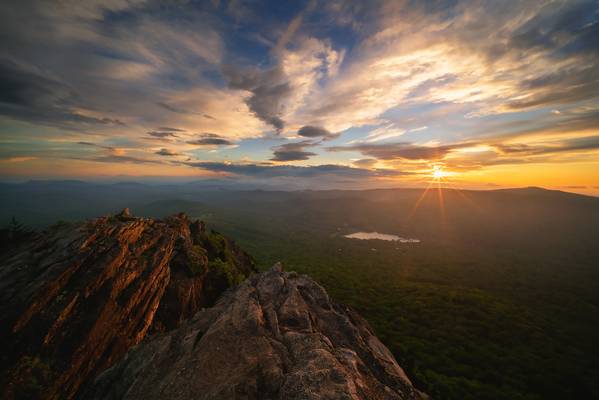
[431, 165, 446, 180]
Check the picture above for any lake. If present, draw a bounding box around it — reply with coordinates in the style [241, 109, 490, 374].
[344, 232, 420, 243]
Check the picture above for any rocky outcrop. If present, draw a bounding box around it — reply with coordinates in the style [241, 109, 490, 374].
[86, 264, 428, 400]
[0, 212, 255, 400]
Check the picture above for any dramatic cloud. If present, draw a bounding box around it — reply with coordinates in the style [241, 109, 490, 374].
[297, 126, 339, 140]
[187, 133, 233, 146]
[222, 65, 291, 131]
[329, 142, 471, 161]
[0, 0, 598, 193]
[271, 141, 318, 162]
[330, 134, 599, 173]
[0, 58, 125, 128]
[295, 0, 599, 132]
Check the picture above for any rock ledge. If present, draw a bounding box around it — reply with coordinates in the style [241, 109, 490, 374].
[87, 264, 428, 400]
[0, 212, 254, 400]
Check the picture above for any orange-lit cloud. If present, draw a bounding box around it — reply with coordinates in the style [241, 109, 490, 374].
[0, 0, 597, 194]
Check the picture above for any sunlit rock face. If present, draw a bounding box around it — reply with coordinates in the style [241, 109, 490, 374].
[86, 264, 428, 400]
[0, 211, 255, 400]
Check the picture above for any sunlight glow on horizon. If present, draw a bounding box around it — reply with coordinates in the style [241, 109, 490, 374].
[0, 1, 597, 194]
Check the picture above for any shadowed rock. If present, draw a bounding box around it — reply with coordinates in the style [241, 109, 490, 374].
[86, 264, 428, 400]
[0, 213, 255, 400]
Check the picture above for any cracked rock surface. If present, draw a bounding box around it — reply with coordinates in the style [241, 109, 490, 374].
[0, 212, 254, 400]
[87, 264, 428, 400]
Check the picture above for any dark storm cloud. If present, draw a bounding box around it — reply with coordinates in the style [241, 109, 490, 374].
[222, 65, 291, 131]
[328, 142, 470, 161]
[270, 141, 318, 162]
[187, 133, 233, 146]
[185, 161, 405, 178]
[297, 125, 339, 140]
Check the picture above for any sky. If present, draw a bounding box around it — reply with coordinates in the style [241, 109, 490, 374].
[0, 0, 598, 193]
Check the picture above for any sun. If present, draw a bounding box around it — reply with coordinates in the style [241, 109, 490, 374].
[431, 165, 446, 180]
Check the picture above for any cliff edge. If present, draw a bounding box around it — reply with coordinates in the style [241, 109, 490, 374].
[86, 264, 428, 400]
[0, 211, 255, 399]
[0, 211, 427, 399]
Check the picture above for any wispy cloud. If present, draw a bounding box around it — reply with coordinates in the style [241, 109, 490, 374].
[0, 0, 597, 191]
[329, 142, 471, 161]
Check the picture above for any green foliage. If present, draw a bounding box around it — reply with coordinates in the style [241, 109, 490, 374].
[190, 230, 248, 284]
[186, 244, 207, 276]
[198, 231, 240, 268]
[208, 257, 245, 286]
[189, 190, 599, 400]
[3, 187, 598, 399]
